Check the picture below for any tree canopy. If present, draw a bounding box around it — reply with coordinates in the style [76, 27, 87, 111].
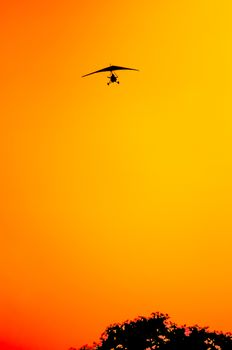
[73, 312, 232, 350]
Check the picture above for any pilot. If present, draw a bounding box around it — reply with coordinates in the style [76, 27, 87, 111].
[107, 72, 119, 85]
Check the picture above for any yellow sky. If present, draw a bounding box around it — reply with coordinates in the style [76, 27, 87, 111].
[0, 1, 232, 349]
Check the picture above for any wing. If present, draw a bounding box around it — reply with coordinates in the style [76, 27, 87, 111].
[108, 65, 139, 72]
[82, 65, 139, 77]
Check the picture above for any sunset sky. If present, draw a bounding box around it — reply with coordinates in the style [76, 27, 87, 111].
[1, 1, 232, 349]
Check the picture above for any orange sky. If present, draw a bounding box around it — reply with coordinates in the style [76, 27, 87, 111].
[1, 1, 232, 349]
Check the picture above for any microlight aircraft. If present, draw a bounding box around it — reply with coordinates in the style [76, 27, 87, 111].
[82, 65, 139, 85]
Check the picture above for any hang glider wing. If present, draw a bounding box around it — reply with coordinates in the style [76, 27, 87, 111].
[82, 65, 139, 77]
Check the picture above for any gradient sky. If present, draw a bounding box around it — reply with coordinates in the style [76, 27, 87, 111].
[1, 1, 232, 350]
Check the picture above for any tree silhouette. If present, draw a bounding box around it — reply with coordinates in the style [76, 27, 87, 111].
[75, 312, 232, 350]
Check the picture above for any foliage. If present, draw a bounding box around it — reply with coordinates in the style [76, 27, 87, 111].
[75, 312, 232, 350]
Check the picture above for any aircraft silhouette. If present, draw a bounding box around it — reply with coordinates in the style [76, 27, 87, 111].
[82, 65, 139, 85]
